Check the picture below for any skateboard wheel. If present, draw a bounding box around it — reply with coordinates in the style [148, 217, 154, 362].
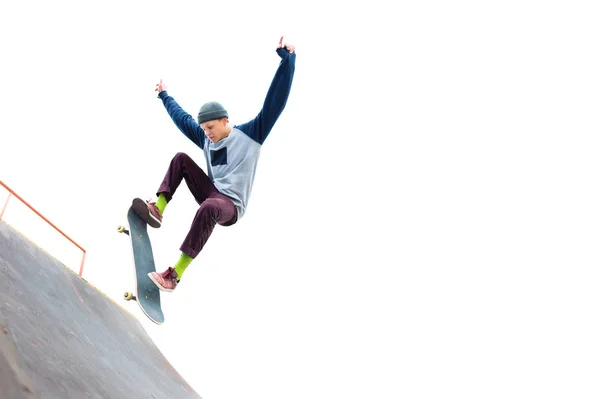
[124, 291, 134, 301]
[117, 225, 125, 233]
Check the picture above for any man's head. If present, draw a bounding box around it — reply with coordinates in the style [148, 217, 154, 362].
[197, 101, 231, 143]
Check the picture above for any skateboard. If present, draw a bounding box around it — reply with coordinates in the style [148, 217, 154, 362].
[117, 203, 165, 325]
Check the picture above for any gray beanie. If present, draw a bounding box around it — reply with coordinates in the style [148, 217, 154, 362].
[197, 101, 228, 124]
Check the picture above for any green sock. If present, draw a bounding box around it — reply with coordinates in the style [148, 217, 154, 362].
[156, 194, 167, 215]
[174, 252, 193, 280]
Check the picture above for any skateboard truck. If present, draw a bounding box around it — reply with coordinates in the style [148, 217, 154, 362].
[123, 291, 137, 301]
[117, 225, 130, 236]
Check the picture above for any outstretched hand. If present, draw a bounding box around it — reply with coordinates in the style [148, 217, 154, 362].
[155, 79, 168, 94]
[278, 36, 295, 54]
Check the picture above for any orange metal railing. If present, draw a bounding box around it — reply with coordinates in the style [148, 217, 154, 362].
[0, 180, 87, 277]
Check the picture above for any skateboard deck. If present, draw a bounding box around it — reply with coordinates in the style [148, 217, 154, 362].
[118, 204, 164, 324]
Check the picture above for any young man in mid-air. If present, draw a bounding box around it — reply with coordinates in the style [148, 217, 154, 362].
[132, 36, 296, 292]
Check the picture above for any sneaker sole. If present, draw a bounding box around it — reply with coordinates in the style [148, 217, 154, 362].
[147, 272, 175, 293]
[132, 198, 161, 228]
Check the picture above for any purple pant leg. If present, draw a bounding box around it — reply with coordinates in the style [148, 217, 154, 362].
[157, 152, 213, 203]
[157, 152, 238, 258]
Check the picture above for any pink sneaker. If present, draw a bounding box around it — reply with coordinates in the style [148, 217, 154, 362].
[148, 267, 179, 292]
[132, 198, 162, 228]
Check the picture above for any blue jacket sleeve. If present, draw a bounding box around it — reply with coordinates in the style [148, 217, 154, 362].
[158, 91, 205, 150]
[235, 48, 296, 145]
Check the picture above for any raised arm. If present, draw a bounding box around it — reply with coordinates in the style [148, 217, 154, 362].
[156, 79, 205, 149]
[235, 37, 296, 145]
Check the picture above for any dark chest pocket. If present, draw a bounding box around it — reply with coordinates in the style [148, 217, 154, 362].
[210, 147, 228, 166]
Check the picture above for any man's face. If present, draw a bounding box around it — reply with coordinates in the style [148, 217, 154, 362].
[200, 118, 228, 143]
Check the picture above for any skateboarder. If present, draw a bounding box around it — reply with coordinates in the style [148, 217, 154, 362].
[133, 36, 296, 292]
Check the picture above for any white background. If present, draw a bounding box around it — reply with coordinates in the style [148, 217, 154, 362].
[1, 1, 599, 398]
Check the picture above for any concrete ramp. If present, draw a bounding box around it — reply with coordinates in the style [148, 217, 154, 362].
[0, 220, 201, 399]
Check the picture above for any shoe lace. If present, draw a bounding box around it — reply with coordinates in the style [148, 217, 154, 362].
[163, 267, 178, 282]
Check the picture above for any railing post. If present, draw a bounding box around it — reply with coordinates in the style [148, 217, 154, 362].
[79, 251, 87, 278]
[0, 192, 11, 220]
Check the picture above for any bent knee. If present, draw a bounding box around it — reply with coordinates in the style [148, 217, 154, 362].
[173, 152, 192, 162]
[202, 198, 222, 212]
